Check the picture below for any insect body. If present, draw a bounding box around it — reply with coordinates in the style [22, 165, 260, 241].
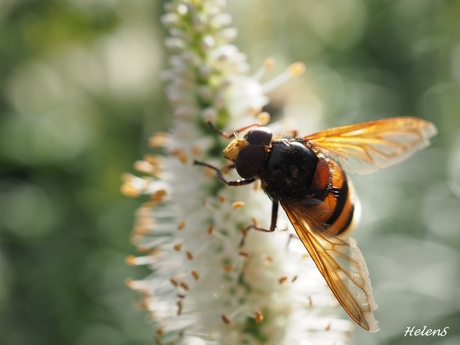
[245, 133, 355, 237]
[194, 117, 436, 332]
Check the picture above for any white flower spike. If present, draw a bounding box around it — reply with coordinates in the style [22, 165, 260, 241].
[123, 1, 354, 344]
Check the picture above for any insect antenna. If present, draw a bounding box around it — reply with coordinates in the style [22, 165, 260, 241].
[205, 120, 261, 139]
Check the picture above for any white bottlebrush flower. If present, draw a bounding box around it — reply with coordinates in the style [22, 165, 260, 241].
[122, 1, 354, 344]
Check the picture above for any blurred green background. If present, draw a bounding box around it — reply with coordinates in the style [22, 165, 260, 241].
[0, 1, 459, 345]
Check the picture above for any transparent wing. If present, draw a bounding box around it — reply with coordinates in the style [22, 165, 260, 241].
[281, 200, 379, 332]
[305, 117, 436, 174]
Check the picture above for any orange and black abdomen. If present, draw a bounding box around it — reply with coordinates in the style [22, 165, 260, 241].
[311, 158, 357, 237]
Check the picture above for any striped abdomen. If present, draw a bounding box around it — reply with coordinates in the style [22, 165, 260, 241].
[311, 158, 359, 238]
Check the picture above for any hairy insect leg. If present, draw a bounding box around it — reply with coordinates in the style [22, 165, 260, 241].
[206, 121, 261, 139]
[193, 160, 255, 187]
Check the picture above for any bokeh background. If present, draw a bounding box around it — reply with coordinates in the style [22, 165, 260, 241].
[0, 1, 459, 345]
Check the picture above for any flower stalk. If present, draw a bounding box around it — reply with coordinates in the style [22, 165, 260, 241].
[122, 1, 354, 344]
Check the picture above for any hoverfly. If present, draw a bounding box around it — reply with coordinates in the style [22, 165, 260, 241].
[194, 117, 436, 332]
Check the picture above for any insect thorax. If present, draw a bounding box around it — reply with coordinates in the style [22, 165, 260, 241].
[259, 138, 318, 200]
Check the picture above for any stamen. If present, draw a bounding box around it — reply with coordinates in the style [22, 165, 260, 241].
[126, 255, 155, 266]
[125, 255, 137, 266]
[231, 201, 245, 209]
[221, 163, 233, 174]
[125, 278, 148, 291]
[191, 270, 200, 280]
[132, 219, 174, 235]
[173, 244, 183, 251]
[262, 254, 273, 264]
[149, 132, 169, 147]
[151, 189, 168, 203]
[136, 204, 154, 216]
[264, 57, 276, 72]
[186, 251, 194, 260]
[121, 174, 150, 198]
[288, 62, 306, 78]
[170, 149, 188, 164]
[120, 183, 141, 198]
[222, 315, 231, 324]
[191, 145, 201, 156]
[218, 196, 226, 203]
[177, 300, 183, 316]
[125, 278, 150, 295]
[223, 265, 234, 272]
[278, 276, 288, 284]
[204, 167, 216, 178]
[255, 311, 264, 323]
[136, 297, 149, 310]
[261, 62, 306, 93]
[143, 154, 163, 166]
[177, 221, 186, 230]
[136, 246, 150, 253]
[207, 224, 214, 235]
[134, 160, 157, 175]
[131, 229, 149, 239]
[252, 57, 275, 81]
[238, 250, 250, 257]
[256, 111, 270, 125]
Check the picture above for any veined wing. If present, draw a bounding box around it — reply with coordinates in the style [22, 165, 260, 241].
[305, 117, 436, 174]
[280, 199, 379, 332]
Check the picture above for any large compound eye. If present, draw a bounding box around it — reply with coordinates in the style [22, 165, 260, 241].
[235, 145, 267, 179]
[245, 127, 273, 146]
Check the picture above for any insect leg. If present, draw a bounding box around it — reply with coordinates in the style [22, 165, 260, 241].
[206, 121, 261, 139]
[193, 160, 255, 186]
[250, 200, 279, 232]
[240, 201, 279, 247]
